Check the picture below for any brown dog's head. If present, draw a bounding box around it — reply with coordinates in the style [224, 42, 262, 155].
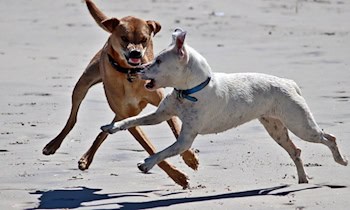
[102, 17, 161, 66]
[85, 0, 161, 66]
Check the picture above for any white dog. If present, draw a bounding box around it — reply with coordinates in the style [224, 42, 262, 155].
[101, 29, 347, 184]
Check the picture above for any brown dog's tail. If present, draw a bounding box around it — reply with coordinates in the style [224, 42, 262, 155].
[85, 0, 110, 32]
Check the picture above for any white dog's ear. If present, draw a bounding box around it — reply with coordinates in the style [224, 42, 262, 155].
[174, 30, 187, 58]
[171, 28, 184, 43]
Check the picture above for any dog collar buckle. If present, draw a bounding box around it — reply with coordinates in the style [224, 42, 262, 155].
[176, 90, 198, 102]
[176, 90, 183, 100]
[127, 70, 136, 83]
[108, 54, 140, 83]
[175, 77, 211, 102]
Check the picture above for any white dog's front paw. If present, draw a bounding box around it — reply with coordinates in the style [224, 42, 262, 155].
[100, 122, 124, 134]
[100, 124, 114, 133]
[137, 159, 155, 173]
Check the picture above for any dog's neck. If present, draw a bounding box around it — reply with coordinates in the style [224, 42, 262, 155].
[177, 45, 212, 90]
[105, 40, 144, 82]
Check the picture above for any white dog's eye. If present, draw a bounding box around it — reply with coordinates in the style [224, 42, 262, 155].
[155, 59, 161, 65]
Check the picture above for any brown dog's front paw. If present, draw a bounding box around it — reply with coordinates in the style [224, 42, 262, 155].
[42, 141, 59, 155]
[78, 158, 91, 171]
[181, 149, 199, 170]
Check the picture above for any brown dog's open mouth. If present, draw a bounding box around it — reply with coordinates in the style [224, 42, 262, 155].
[128, 58, 142, 65]
[145, 79, 155, 89]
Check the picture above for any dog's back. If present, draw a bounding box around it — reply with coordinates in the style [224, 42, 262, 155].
[192, 73, 303, 134]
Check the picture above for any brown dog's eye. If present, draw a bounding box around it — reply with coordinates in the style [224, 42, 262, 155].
[141, 37, 147, 44]
[121, 36, 129, 43]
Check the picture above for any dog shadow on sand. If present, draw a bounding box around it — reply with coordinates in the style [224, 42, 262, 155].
[29, 184, 345, 209]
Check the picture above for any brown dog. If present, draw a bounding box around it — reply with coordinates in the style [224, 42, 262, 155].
[42, 0, 198, 188]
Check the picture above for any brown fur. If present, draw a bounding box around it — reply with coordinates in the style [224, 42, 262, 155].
[42, 0, 198, 188]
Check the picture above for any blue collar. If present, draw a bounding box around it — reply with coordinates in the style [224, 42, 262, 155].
[175, 77, 211, 102]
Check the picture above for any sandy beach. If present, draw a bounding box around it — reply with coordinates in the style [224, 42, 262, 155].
[1, 0, 350, 209]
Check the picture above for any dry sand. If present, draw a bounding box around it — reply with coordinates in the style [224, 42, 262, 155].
[1, 0, 350, 209]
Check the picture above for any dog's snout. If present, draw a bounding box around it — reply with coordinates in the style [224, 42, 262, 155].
[129, 50, 142, 58]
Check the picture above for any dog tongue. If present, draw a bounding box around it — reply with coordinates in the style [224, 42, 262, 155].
[129, 58, 141, 64]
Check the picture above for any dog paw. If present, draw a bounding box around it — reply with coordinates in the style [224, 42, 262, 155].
[100, 123, 123, 134]
[78, 158, 90, 171]
[137, 160, 148, 173]
[298, 177, 309, 184]
[338, 156, 348, 166]
[137, 159, 155, 173]
[42, 141, 59, 155]
[42, 146, 54, 155]
[100, 124, 113, 133]
[181, 149, 199, 170]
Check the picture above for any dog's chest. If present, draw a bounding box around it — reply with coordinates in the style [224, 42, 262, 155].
[172, 93, 251, 135]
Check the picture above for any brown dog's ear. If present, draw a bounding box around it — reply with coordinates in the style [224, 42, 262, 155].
[146, 20, 161, 36]
[101, 18, 120, 33]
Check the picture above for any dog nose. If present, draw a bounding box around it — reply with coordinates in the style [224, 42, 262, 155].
[129, 50, 142, 58]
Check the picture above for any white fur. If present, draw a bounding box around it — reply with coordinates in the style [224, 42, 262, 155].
[101, 30, 347, 184]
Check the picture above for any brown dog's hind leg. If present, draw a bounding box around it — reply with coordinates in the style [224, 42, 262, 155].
[128, 126, 189, 189]
[259, 117, 308, 184]
[43, 52, 102, 155]
[167, 117, 199, 170]
[78, 131, 109, 170]
[79, 114, 120, 170]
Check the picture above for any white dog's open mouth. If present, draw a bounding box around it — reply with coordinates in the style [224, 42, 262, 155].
[145, 79, 155, 89]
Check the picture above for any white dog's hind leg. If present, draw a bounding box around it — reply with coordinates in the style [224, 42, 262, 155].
[290, 125, 348, 166]
[259, 117, 308, 184]
[138, 128, 197, 173]
[279, 95, 348, 167]
[321, 133, 348, 166]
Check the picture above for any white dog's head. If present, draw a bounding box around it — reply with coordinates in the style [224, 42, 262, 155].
[141, 28, 190, 90]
